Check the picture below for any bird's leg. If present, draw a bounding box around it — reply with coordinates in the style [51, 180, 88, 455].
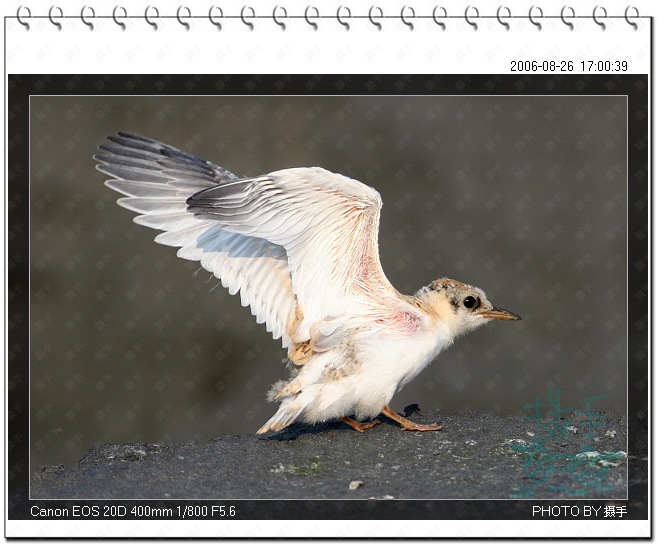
[381, 405, 442, 431]
[340, 416, 381, 433]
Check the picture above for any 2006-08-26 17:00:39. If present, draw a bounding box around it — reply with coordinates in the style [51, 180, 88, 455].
[510, 60, 629, 72]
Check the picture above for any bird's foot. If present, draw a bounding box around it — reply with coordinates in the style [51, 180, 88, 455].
[400, 422, 443, 432]
[381, 405, 443, 432]
[340, 416, 381, 433]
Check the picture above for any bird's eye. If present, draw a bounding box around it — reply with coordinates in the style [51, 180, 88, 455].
[463, 296, 479, 309]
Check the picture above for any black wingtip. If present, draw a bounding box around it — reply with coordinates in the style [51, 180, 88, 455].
[115, 131, 147, 140]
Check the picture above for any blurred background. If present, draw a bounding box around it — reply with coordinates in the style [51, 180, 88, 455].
[30, 95, 627, 471]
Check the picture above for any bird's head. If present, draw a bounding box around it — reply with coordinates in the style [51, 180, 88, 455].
[416, 277, 521, 338]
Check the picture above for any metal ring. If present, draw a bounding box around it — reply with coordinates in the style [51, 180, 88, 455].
[337, 5, 351, 31]
[432, 6, 447, 30]
[145, 5, 159, 31]
[241, 6, 255, 31]
[369, 6, 383, 31]
[496, 6, 511, 31]
[304, 6, 319, 30]
[624, 5, 639, 31]
[529, 5, 543, 30]
[209, 6, 223, 31]
[177, 6, 191, 31]
[48, 6, 63, 31]
[560, 6, 575, 31]
[401, 6, 415, 31]
[113, 6, 127, 31]
[464, 5, 479, 31]
[593, 5, 607, 30]
[273, 5, 287, 31]
[17, 6, 31, 30]
[81, 5, 95, 30]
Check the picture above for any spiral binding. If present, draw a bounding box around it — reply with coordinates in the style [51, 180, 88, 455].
[14, 5, 642, 32]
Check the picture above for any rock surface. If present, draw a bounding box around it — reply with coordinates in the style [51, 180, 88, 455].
[31, 408, 632, 501]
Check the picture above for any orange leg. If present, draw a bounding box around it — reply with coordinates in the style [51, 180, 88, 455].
[340, 416, 381, 433]
[381, 405, 442, 431]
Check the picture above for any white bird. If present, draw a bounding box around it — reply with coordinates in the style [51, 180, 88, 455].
[96, 132, 520, 435]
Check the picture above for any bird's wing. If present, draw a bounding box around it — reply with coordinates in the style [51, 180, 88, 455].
[96, 132, 395, 348]
[186, 166, 395, 341]
[95, 132, 297, 347]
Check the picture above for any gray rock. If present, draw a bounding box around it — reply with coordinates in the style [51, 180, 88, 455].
[31, 409, 628, 500]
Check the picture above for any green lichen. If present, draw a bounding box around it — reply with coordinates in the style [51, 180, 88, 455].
[271, 456, 322, 476]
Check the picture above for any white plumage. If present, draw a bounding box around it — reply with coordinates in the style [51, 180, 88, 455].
[96, 132, 520, 434]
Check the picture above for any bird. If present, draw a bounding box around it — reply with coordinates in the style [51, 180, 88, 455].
[95, 132, 521, 435]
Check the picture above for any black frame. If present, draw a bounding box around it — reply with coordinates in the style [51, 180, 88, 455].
[7, 74, 648, 523]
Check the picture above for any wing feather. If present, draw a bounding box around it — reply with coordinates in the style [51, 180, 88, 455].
[187, 167, 395, 340]
[97, 132, 394, 349]
[96, 132, 296, 347]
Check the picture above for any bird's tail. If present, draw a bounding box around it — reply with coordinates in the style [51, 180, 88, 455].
[256, 398, 308, 434]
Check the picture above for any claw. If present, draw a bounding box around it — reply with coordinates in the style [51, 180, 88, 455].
[340, 416, 381, 433]
[381, 405, 442, 432]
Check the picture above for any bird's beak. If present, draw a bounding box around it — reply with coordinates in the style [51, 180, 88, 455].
[477, 307, 521, 321]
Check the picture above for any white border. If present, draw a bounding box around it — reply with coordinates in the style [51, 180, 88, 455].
[3, 0, 652, 539]
[4, 3, 651, 75]
[6, 518, 651, 538]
